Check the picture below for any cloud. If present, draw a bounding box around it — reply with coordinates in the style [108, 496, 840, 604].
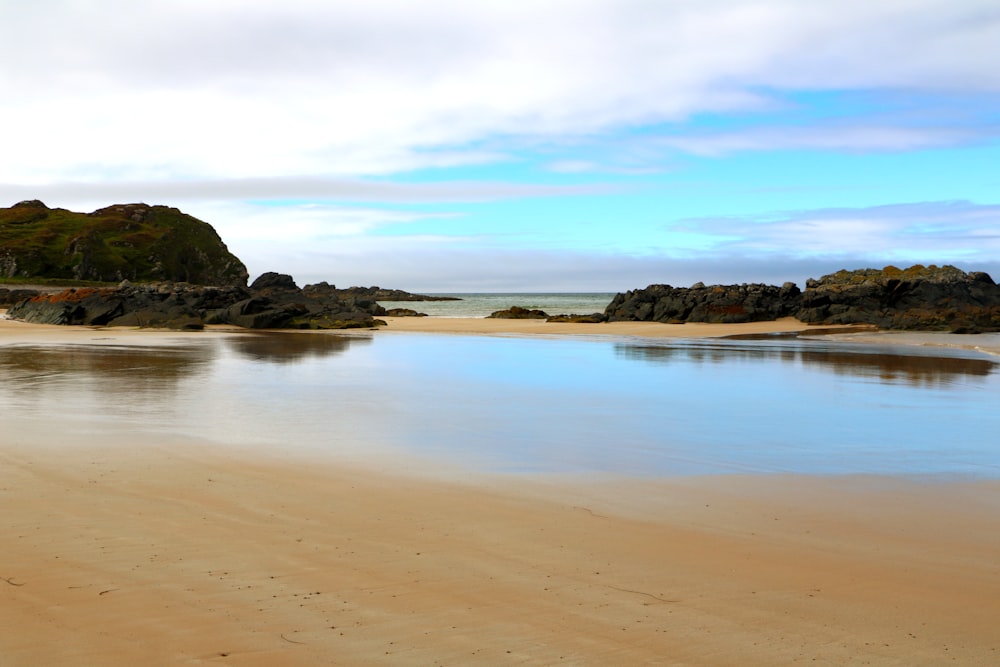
[651, 124, 990, 157]
[668, 201, 1000, 260]
[3, 1, 999, 181]
[233, 234, 1000, 293]
[0, 177, 616, 210]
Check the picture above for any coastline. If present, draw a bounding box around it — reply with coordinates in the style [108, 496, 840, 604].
[2, 314, 1000, 664]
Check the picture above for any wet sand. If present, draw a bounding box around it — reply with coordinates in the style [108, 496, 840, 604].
[379, 314, 843, 338]
[2, 315, 1000, 665]
[380, 315, 1000, 355]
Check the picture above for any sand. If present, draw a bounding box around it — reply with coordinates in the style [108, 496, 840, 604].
[2, 315, 1000, 665]
[379, 315, 848, 339]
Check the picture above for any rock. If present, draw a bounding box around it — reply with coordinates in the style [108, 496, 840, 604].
[487, 306, 550, 319]
[605, 265, 1000, 332]
[250, 272, 298, 290]
[0, 287, 41, 306]
[545, 313, 607, 323]
[605, 283, 801, 324]
[384, 308, 428, 317]
[797, 265, 1000, 332]
[319, 285, 462, 302]
[6, 275, 383, 330]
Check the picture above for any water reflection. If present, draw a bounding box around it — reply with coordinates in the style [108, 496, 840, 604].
[2, 333, 998, 477]
[616, 340, 997, 387]
[223, 332, 370, 364]
[0, 343, 213, 395]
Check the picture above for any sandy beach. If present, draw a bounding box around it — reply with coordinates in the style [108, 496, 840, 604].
[2, 315, 1000, 665]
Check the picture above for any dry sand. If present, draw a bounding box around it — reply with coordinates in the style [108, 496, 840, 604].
[2, 315, 1000, 665]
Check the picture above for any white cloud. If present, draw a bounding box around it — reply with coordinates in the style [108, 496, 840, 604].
[0, 177, 615, 211]
[651, 125, 986, 157]
[2, 0, 998, 181]
[668, 201, 1000, 259]
[233, 234, 1000, 293]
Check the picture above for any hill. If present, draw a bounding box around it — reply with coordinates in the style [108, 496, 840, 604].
[0, 200, 248, 286]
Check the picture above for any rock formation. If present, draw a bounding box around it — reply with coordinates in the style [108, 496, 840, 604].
[322, 285, 461, 302]
[605, 282, 802, 324]
[796, 265, 1000, 333]
[487, 306, 550, 319]
[0, 200, 248, 286]
[604, 265, 1000, 333]
[6, 273, 385, 330]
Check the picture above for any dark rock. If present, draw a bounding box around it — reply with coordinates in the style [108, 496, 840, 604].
[323, 285, 461, 302]
[385, 308, 428, 317]
[605, 265, 1000, 332]
[487, 306, 550, 319]
[250, 272, 298, 291]
[6, 275, 383, 330]
[545, 313, 607, 323]
[797, 265, 1000, 332]
[0, 288, 41, 306]
[605, 282, 801, 324]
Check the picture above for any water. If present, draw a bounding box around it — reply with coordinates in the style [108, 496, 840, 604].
[2, 332, 999, 478]
[377, 293, 616, 318]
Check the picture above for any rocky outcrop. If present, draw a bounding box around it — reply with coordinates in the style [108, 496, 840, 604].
[797, 265, 1000, 332]
[487, 306, 550, 319]
[604, 265, 1000, 332]
[0, 287, 42, 307]
[605, 282, 802, 324]
[0, 200, 248, 286]
[384, 308, 428, 317]
[313, 284, 461, 302]
[545, 313, 607, 323]
[488, 306, 607, 323]
[6, 273, 385, 330]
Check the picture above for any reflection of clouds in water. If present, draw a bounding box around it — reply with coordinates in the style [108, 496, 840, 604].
[615, 340, 998, 388]
[3, 334, 999, 476]
[223, 332, 371, 364]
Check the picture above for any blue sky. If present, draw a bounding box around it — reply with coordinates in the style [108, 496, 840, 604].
[1, 0, 998, 291]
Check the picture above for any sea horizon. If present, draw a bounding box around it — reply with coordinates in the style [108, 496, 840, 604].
[377, 291, 618, 318]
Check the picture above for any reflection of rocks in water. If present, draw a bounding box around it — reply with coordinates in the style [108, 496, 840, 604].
[797, 349, 995, 387]
[615, 341, 997, 387]
[0, 344, 213, 394]
[224, 332, 370, 363]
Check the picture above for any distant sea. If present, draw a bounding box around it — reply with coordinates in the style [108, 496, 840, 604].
[377, 292, 617, 318]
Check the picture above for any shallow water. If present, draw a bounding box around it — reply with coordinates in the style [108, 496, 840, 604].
[2, 332, 998, 477]
[377, 292, 615, 318]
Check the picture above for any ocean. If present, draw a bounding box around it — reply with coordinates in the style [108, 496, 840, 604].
[376, 292, 617, 318]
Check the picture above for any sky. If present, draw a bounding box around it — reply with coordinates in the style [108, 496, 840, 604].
[2, 0, 999, 292]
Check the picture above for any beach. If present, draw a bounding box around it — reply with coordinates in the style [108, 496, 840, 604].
[2, 315, 999, 665]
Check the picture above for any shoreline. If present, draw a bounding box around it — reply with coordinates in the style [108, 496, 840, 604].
[2, 313, 1000, 664]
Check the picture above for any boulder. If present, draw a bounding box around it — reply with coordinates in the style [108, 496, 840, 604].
[487, 306, 549, 319]
[384, 308, 428, 317]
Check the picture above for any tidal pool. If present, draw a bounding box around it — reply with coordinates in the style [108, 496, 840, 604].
[2, 332, 998, 477]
